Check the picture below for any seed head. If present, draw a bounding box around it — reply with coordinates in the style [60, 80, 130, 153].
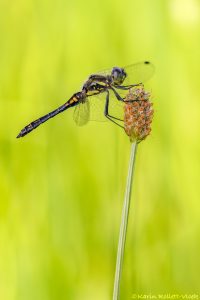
[124, 85, 154, 143]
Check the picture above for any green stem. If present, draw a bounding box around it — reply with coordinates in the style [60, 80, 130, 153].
[112, 141, 138, 300]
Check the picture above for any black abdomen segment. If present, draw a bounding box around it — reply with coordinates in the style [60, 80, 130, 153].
[16, 93, 81, 138]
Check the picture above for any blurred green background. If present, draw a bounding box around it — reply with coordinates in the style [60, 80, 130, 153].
[1, 0, 200, 299]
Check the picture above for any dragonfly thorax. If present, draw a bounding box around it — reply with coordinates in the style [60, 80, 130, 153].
[111, 67, 126, 86]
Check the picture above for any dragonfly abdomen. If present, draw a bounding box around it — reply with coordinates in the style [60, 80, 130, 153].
[16, 93, 82, 138]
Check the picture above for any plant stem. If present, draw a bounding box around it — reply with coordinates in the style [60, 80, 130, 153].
[112, 141, 138, 300]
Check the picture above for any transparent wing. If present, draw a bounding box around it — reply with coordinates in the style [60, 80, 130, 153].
[73, 100, 90, 126]
[87, 94, 107, 122]
[73, 92, 124, 125]
[123, 61, 155, 85]
[89, 92, 124, 121]
[91, 61, 154, 85]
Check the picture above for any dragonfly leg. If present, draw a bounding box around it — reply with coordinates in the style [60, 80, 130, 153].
[104, 90, 124, 127]
[109, 87, 125, 102]
[114, 83, 142, 90]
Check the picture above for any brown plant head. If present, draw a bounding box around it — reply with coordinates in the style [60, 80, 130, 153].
[124, 85, 154, 143]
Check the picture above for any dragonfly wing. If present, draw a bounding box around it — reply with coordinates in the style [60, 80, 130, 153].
[88, 66, 112, 78]
[91, 61, 154, 85]
[74, 92, 125, 125]
[86, 92, 124, 122]
[87, 93, 107, 122]
[88, 61, 155, 85]
[73, 100, 90, 126]
[123, 61, 155, 85]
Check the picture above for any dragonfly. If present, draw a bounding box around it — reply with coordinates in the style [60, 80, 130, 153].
[16, 61, 154, 138]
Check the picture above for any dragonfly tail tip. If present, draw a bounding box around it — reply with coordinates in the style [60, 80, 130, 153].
[16, 132, 22, 138]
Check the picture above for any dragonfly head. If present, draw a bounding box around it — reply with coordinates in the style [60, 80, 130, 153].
[111, 67, 126, 85]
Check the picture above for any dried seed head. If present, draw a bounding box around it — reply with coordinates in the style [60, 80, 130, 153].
[124, 85, 154, 143]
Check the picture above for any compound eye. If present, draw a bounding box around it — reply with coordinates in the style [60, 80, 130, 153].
[114, 71, 119, 79]
[112, 67, 120, 79]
